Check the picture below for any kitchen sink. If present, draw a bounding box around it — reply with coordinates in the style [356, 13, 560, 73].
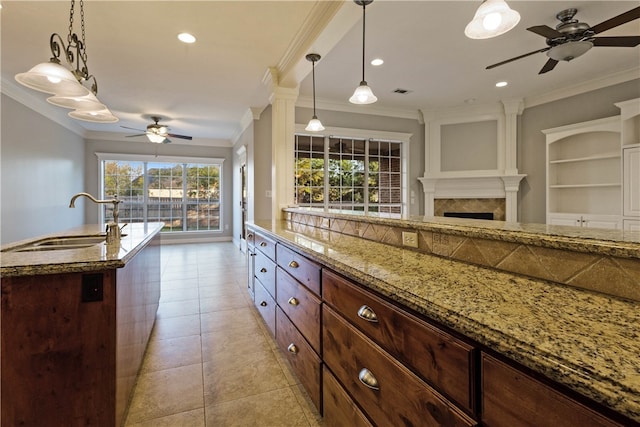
[2, 233, 127, 253]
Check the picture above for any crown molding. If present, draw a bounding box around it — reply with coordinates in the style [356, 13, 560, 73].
[524, 67, 640, 109]
[1, 76, 87, 137]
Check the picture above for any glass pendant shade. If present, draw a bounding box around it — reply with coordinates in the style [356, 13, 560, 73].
[47, 92, 105, 111]
[146, 133, 168, 143]
[69, 108, 119, 123]
[15, 61, 90, 96]
[547, 41, 593, 61]
[464, 0, 521, 39]
[349, 82, 378, 105]
[305, 116, 325, 132]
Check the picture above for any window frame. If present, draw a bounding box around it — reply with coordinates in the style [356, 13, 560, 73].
[294, 125, 411, 216]
[96, 152, 224, 234]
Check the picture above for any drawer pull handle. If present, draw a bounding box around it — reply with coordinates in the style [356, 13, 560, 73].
[357, 305, 379, 322]
[247, 233, 254, 239]
[358, 368, 379, 391]
[288, 260, 299, 268]
[288, 297, 299, 306]
[260, 268, 267, 273]
[287, 343, 299, 354]
[260, 301, 267, 307]
[260, 242, 267, 247]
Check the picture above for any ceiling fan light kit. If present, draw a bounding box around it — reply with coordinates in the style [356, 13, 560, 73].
[350, 0, 377, 105]
[14, 0, 117, 123]
[305, 53, 325, 132]
[465, 0, 521, 39]
[486, 6, 640, 74]
[121, 116, 193, 144]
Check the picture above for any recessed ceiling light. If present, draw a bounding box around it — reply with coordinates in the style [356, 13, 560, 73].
[496, 81, 508, 88]
[371, 58, 384, 66]
[178, 33, 196, 44]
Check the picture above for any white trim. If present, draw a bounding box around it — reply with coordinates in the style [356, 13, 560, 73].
[95, 152, 224, 165]
[294, 124, 412, 143]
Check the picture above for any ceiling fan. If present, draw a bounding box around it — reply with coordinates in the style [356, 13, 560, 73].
[121, 116, 193, 144]
[486, 6, 640, 74]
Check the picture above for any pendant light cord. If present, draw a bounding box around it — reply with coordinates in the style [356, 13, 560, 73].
[361, 2, 366, 83]
[312, 60, 317, 115]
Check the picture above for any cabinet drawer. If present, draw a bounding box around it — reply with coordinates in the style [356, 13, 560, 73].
[481, 354, 621, 427]
[276, 244, 321, 296]
[276, 268, 321, 353]
[323, 366, 372, 427]
[254, 232, 276, 260]
[276, 307, 322, 412]
[323, 305, 477, 427]
[254, 251, 276, 298]
[254, 281, 276, 337]
[323, 269, 476, 413]
[246, 227, 255, 248]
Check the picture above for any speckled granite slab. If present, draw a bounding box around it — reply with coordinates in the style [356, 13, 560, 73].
[252, 219, 640, 423]
[284, 208, 640, 301]
[0, 223, 164, 277]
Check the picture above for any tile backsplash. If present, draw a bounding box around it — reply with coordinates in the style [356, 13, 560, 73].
[286, 211, 640, 302]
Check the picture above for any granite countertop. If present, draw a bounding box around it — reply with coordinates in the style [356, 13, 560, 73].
[284, 207, 640, 258]
[0, 223, 163, 277]
[252, 219, 640, 423]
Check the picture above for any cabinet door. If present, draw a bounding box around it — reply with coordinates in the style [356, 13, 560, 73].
[623, 219, 640, 231]
[547, 214, 581, 227]
[623, 146, 640, 217]
[254, 281, 276, 337]
[582, 215, 621, 229]
[481, 354, 622, 427]
[254, 250, 276, 298]
[323, 366, 373, 427]
[323, 305, 477, 427]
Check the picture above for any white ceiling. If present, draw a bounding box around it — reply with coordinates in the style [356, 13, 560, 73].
[2, 1, 639, 145]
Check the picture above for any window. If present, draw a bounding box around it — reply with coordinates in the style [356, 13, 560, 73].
[295, 134, 404, 215]
[98, 154, 223, 233]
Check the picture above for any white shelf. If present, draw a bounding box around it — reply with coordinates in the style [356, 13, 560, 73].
[549, 153, 620, 164]
[549, 183, 621, 189]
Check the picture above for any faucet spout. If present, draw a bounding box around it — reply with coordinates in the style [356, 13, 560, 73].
[69, 192, 122, 241]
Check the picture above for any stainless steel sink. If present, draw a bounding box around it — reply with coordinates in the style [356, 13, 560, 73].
[2, 233, 127, 253]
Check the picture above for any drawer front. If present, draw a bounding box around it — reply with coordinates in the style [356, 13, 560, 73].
[481, 354, 621, 427]
[276, 307, 322, 412]
[323, 269, 475, 412]
[276, 268, 322, 353]
[254, 281, 276, 337]
[276, 244, 321, 296]
[323, 305, 477, 427]
[246, 227, 255, 248]
[254, 251, 276, 298]
[254, 232, 276, 260]
[323, 366, 373, 427]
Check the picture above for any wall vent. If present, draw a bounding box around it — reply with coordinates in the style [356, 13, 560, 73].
[392, 88, 411, 94]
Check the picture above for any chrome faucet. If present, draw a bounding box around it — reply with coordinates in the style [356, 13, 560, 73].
[69, 192, 122, 242]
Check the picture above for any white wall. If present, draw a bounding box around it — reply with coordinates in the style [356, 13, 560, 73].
[1, 94, 85, 244]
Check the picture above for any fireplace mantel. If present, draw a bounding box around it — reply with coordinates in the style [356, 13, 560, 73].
[418, 174, 526, 222]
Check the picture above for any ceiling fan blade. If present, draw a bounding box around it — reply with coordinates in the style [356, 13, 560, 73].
[167, 133, 193, 140]
[527, 25, 564, 39]
[539, 58, 559, 74]
[486, 47, 551, 70]
[121, 125, 145, 132]
[125, 133, 146, 138]
[590, 6, 640, 34]
[592, 36, 640, 47]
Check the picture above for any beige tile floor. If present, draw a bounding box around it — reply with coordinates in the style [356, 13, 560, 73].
[124, 242, 323, 427]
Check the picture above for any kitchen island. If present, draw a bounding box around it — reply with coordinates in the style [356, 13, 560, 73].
[248, 211, 639, 426]
[1, 222, 163, 427]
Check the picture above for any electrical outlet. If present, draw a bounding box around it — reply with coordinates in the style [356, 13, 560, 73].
[402, 231, 418, 248]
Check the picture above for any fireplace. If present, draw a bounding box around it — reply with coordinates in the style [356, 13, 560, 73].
[436, 198, 505, 221]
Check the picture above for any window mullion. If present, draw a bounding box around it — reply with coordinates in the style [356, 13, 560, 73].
[182, 163, 188, 231]
[364, 139, 369, 213]
[143, 162, 148, 223]
[324, 136, 329, 211]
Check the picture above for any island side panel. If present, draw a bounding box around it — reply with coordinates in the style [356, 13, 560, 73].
[1, 270, 117, 426]
[116, 232, 161, 424]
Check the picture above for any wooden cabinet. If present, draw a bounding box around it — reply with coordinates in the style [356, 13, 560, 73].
[323, 305, 477, 427]
[481, 354, 622, 427]
[545, 116, 622, 227]
[322, 366, 372, 427]
[251, 229, 277, 334]
[254, 280, 276, 336]
[276, 243, 321, 295]
[323, 269, 476, 413]
[276, 307, 322, 410]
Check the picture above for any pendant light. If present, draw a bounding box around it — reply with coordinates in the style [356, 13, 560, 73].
[349, 0, 377, 105]
[305, 53, 325, 132]
[465, 0, 521, 39]
[14, 0, 117, 123]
